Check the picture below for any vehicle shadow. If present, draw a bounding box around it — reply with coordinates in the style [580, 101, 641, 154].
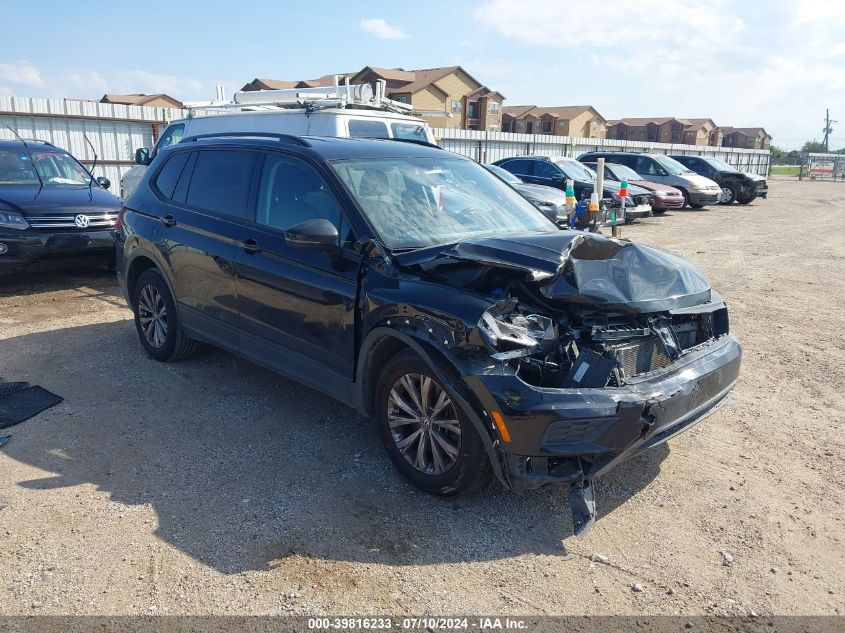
[2, 320, 668, 573]
[0, 267, 120, 300]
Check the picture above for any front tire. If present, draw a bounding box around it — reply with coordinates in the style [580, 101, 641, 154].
[719, 184, 738, 205]
[132, 269, 197, 362]
[375, 350, 491, 495]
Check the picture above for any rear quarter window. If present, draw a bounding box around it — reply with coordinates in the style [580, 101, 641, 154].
[348, 119, 390, 138]
[153, 151, 191, 199]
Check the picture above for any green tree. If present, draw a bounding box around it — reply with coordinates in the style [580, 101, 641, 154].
[769, 145, 784, 161]
[802, 140, 827, 153]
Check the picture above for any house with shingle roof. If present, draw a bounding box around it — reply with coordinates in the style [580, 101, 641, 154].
[607, 117, 724, 146]
[502, 105, 607, 138]
[721, 127, 771, 149]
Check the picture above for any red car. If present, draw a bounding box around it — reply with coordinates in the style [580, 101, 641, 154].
[582, 161, 685, 213]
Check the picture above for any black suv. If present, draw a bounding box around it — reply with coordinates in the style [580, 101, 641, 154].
[0, 139, 119, 272]
[117, 134, 741, 537]
[669, 155, 758, 204]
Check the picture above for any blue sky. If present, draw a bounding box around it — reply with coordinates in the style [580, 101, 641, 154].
[1, 0, 844, 149]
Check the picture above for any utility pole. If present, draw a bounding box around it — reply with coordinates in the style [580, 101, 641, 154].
[823, 109, 836, 152]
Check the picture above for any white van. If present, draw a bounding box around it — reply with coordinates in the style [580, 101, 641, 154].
[120, 84, 436, 199]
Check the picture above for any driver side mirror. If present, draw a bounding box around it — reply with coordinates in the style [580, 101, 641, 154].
[134, 147, 150, 166]
[96, 176, 111, 190]
[551, 173, 566, 182]
[285, 218, 339, 251]
[655, 167, 667, 176]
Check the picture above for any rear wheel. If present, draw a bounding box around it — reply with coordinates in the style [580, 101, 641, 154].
[132, 269, 197, 362]
[375, 350, 491, 495]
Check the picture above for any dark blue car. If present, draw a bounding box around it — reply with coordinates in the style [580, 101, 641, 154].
[116, 133, 740, 537]
[0, 139, 120, 272]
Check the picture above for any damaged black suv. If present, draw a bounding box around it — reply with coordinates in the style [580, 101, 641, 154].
[117, 134, 741, 537]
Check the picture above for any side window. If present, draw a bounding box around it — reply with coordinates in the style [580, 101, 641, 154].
[533, 161, 560, 179]
[636, 157, 658, 176]
[255, 153, 342, 235]
[152, 151, 190, 199]
[155, 124, 185, 154]
[348, 119, 390, 138]
[500, 159, 531, 176]
[185, 150, 255, 218]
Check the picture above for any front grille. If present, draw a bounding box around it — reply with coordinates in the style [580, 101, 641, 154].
[26, 213, 118, 230]
[632, 194, 652, 206]
[606, 337, 672, 377]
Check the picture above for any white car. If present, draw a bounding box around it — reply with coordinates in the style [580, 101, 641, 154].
[120, 83, 436, 199]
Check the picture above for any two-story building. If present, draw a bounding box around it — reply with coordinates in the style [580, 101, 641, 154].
[502, 105, 607, 138]
[241, 66, 505, 131]
[606, 117, 723, 146]
[721, 127, 772, 149]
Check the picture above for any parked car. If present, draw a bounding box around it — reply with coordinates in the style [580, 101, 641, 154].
[578, 151, 721, 208]
[669, 155, 758, 205]
[117, 133, 741, 537]
[484, 163, 567, 223]
[744, 171, 767, 198]
[493, 155, 654, 221]
[0, 139, 119, 272]
[581, 161, 684, 213]
[120, 95, 435, 199]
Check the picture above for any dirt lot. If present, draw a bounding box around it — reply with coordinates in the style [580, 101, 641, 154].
[0, 178, 842, 616]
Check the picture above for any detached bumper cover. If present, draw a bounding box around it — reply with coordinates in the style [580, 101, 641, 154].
[0, 229, 115, 269]
[465, 334, 741, 491]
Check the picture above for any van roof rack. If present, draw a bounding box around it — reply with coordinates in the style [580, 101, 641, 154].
[183, 77, 414, 117]
[181, 132, 311, 147]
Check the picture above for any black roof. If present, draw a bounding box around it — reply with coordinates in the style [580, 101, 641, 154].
[0, 139, 60, 151]
[171, 135, 453, 161]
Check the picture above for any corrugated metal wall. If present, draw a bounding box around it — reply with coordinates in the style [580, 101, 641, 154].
[0, 96, 772, 187]
[434, 128, 772, 175]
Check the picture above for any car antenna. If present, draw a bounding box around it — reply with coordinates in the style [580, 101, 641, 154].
[5, 126, 44, 188]
[83, 134, 98, 188]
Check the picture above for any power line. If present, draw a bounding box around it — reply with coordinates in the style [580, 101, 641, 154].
[823, 108, 837, 152]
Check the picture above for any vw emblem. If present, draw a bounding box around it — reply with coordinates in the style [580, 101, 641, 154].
[74, 214, 90, 228]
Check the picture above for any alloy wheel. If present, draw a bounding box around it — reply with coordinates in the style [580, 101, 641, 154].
[387, 373, 462, 476]
[137, 284, 168, 349]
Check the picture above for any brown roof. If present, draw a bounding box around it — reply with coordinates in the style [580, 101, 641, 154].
[730, 127, 770, 137]
[356, 66, 417, 82]
[504, 105, 603, 122]
[297, 73, 353, 88]
[100, 93, 183, 108]
[682, 118, 717, 129]
[502, 105, 537, 118]
[242, 79, 299, 91]
[615, 117, 678, 126]
[392, 66, 484, 96]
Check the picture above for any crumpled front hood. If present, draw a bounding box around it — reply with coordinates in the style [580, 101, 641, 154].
[394, 231, 712, 312]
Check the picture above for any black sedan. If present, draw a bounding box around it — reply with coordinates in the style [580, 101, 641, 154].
[669, 155, 758, 204]
[0, 139, 119, 272]
[484, 163, 567, 222]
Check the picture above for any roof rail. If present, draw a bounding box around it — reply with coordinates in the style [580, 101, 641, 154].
[180, 132, 311, 147]
[4, 137, 55, 147]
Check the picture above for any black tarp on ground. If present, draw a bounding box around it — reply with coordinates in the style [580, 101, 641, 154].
[0, 381, 63, 429]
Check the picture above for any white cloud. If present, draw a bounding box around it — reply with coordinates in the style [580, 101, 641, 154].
[360, 18, 409, 40]
[0, 61, 43, 87]
[64, 70, 109, 95]
[113, 70, 205, 97]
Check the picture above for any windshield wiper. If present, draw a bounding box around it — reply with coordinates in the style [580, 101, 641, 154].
[6, 126, 44, 189]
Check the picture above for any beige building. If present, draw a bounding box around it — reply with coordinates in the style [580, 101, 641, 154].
[242, 65, 505, 131]
[502, 105, 607, 138]
[721, 127, 772, 149]
[349, 66, 504, 130]
[606, 117, 723, 146]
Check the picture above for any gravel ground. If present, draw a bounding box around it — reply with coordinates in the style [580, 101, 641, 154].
[0, 178, 842, 616]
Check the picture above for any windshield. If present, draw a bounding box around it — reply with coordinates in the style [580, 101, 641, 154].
[0, 148, 91, 185]
[553, 158, 597, 181]
[331, 157, 556, 249]
[607, 164, 642, 181]
[704, 157, 739, 172]
[653, 154, 693, 175]
[485, 163, 522, 184]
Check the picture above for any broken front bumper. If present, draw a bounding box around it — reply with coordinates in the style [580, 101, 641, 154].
[465, 334, 741, 491]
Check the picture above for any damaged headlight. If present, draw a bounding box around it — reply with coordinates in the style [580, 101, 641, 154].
[478, 298, 556, 360]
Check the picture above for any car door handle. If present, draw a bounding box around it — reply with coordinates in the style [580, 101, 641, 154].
[241, 238, 262, 254]
[160, 215, 176, 227]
